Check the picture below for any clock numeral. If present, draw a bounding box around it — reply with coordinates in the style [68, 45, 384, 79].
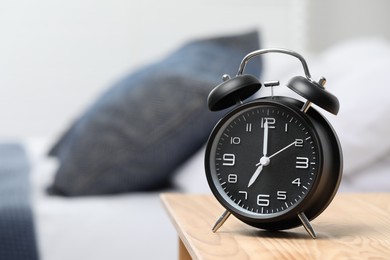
[245, 123, 252, 132]
[261, 117, 275, 129]
[296, 157, 309, 169]
[277, 191, 287, 200]
[238, 191, 248, 200]
[285, 123, 288, 132]
[222, 153, 235, 166]
[230, 137, 241, 145]
[257, 194, 270, 206]
[227, 174, 237, 183]
[295, 139, 304, 147]
[292, 178, 301, 187]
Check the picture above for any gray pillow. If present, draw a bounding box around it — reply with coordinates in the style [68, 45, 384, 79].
[48, 31, 262, 196]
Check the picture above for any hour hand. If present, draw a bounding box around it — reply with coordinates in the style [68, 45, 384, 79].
[248, 164, 263, 188]
[248, 156, 270, 188]
[248, 120, 270, 188]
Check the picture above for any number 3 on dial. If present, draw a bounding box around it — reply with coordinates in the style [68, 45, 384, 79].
[205, 98, 342, 239]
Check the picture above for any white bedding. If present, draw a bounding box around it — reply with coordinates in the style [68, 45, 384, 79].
[28, 138, 182, 260]
[28, 38, 390, 260]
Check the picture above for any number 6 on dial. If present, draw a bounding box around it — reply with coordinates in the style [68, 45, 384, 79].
[205, 48, 342, 239]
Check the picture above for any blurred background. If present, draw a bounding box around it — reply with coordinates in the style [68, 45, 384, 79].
[1, 0, 389, 139]
[1, 1, 390, 259]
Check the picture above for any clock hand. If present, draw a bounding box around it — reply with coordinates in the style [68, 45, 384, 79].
[268, 140, 297, 160]
[263, 120, 269, 157]
[248, 156, 270, 188]
[248, 164, 263, 188]
[250, 141, 297, 186]
[247, 121, 270, 188]
[255, 141, 297, 167]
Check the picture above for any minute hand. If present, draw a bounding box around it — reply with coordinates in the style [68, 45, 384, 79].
[255, 140, 297, 167]
[268, 140, 297, 160]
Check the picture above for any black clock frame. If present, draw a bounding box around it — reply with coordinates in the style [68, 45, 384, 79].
[205, 96, 343, 231]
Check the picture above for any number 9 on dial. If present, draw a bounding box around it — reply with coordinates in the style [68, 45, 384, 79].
[204, 49, 343, 238]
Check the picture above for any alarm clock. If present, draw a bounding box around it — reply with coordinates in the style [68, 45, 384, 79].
[204, 48, 343, 239]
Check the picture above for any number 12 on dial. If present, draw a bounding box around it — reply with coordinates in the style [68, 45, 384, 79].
[205, 48, 342, 239]
[205, 99, 342, 238]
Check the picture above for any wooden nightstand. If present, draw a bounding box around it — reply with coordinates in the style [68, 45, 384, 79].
[161, 193, 390, 259]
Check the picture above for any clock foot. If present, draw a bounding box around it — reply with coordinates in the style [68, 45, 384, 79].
[298, 212, 317, 239]
[212, 210, 231, 232]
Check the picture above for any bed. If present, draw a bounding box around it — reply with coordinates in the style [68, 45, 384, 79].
[1, 1, 390, 260]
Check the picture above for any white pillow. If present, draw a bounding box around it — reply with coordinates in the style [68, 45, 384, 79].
[265, 38, 390, 176]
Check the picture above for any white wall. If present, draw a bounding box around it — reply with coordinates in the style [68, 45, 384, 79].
[306, 0, 390, 52]
[3, 0, 390, 139]
[0, 0, 308, 138]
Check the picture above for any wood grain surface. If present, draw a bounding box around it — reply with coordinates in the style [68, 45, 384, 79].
[161, 193, 390, 259]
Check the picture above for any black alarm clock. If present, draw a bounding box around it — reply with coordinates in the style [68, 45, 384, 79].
[204, 48, 343, 239]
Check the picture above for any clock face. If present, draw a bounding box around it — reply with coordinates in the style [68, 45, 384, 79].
[205, 100, 322, 220]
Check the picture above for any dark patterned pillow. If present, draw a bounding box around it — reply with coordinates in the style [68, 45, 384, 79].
[48, 31, 262, 196]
